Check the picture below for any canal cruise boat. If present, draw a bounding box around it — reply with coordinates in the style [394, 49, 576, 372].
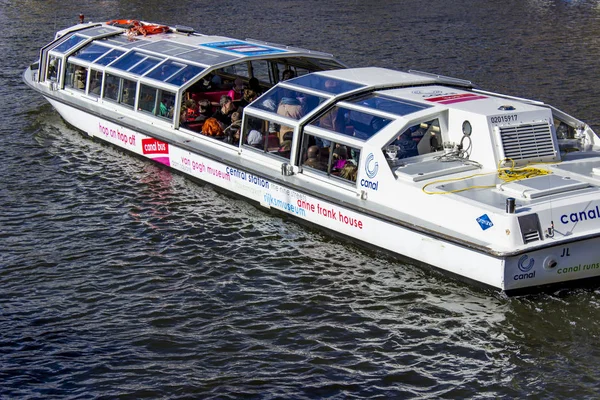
[23, 20, 600, 295]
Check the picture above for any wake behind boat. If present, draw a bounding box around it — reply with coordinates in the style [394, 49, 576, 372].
[23, 19, 600, 295]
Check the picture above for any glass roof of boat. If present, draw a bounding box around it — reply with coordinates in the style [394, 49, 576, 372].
[145, 61, 205, 85]
[111, 51, 164, 74]
[286, 75, 364, 95]
[70, 42, 112, 62]
[348, 93, 431, 116]
[135, 40, 197, 56]
[176, 48, 237, 66]
[77, 26, 121, 38]
[252, 86, 326, 116]
[51, 34, 87, 54]
[93, 49, 126, 66]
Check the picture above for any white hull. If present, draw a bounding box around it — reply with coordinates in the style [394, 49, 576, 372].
[48, 96, 600, 293]
[25, 20, 600, 295]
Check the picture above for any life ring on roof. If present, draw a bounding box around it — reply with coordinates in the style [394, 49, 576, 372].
[106, 19, 139, 29]
[106, 19, 170, 36]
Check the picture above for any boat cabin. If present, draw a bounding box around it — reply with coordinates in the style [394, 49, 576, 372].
[35, 22, 347, 131]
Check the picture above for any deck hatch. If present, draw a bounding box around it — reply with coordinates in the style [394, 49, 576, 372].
[497, 122, 557, 162]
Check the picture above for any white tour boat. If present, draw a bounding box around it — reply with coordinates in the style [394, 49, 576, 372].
[23, 19, 600, 295]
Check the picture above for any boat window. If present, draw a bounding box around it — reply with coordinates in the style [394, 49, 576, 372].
[300, 133, 360, 183]
[287, 75, 363, 95]
[94, 49, 126, 66]
[103, 73, 120, 101]
[71, 43, 112, 62]
[273, 62, 309, 82]
[176, 48, 236, 66]
[46, 55, 61, 82]
[253, 87, 324, 116]
[111, 51, 163, 75]
[52, 34, 87, 54]
[138, 84, 175, 120]
[120, 78, 137, 108]
[88, 69, 103, 97]
[349, 93, 431, 116]
[310, 106, 392, 141]
[250, 60, 271, 85]
[137, 40, 196, 56]
[219, 62, 250, 79]
[65, 62, 87, 91]
[146, 60, 184, 81]
[383, 118, 442, 165]
[166, 65, 204, 86]
[241, 115, 293, 159]
[130, 56, 162, 75]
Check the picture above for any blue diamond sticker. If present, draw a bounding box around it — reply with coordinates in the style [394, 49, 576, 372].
[476, 214, 494, 230]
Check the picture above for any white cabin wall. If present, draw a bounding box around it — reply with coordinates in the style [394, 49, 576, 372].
[447, 109, 499, 170]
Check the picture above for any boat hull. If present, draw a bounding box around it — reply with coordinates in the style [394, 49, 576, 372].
[44, 95, 600, 294]
[46, 96, 514, 290]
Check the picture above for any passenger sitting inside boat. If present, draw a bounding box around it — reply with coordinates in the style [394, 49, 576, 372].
[202, 117, 224, 138]
[223, 112, 242, 144]
[339, 162, 358, 182]
[393, 129, 419, 159]
[303, 145, 327, 171]
[238, 89, 258, 109]
[332, 146, 348, 172]
[248, 77, 262, 95]
[194, 99, 212, 123]
[227, 78, 244, 104]
[212, 95, 236, 129]
[277, 92, 304, 144]
[247, 128, 263, 148]
[281, 68, 296, 81]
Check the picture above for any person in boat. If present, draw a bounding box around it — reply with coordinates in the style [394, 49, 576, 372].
[281, 68, 296, 81]
[227, 78, 244, 104]
[202, 117, 224, 138]
[238, 89, 258, 109]
[223, 112, 242, 144]
[277, 92, 304, 144]
[212, 95, 236, 129]
[194, 99, 212, 123]
[184, 99, 198, 121]
[393, 128, 419, 159]
[339, 162, 358, 182]
[74, 67, 86, 90]
[247, 129, 263, 148]
[303, 145, 327, 171]
[278, 139, 292, 158]
[332, 146, 348, 172]
[248, 77, 262, 95]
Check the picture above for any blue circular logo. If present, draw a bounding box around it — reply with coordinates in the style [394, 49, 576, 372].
[365, 153, 378, 179]
[518, 255, 535, 272]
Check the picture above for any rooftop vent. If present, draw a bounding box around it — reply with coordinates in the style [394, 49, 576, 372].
[496, 122, 558, 164]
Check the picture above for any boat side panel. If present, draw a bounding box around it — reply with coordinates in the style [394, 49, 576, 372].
[504, 236, 600, 290]
[46, 97, 506, 290]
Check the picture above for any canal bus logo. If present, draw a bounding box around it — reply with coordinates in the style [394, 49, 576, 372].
[361, 153, 380, 191]
[365, 153, 378, 178]
[518, 254, 535, 272]
[476, 214, 494, 230]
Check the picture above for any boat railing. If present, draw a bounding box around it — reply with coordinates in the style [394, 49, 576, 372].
[407, 70, 474, 88]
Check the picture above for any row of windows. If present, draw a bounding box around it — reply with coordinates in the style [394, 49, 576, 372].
[62, 60, 176, 120]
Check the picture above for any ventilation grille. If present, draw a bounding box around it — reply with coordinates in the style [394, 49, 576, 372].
[518, 213, 542, 244]
[522, 230, 541, 244]
[498, 122, 556, 162]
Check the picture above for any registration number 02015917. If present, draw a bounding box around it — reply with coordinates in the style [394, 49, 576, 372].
[490, 114, 518, 124]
